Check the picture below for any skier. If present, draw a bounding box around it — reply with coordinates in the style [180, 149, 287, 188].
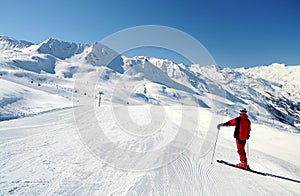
[217, 108, 251, 169]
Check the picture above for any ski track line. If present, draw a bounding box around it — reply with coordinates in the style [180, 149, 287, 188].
[151, 169, 169, 196]
[164, 153, 219, 195]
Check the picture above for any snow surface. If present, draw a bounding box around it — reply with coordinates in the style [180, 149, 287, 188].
[0, 37, 300, 195]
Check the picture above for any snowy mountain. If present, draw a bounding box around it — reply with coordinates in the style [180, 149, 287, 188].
[0, 36, 300, 195]
[0, 35, 33, 50]
[35, 38, 88, 60]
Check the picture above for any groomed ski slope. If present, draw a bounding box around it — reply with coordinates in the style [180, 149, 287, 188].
[0, 105, 299, 195]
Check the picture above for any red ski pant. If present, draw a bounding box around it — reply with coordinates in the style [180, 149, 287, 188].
[236, 139, 247, 162]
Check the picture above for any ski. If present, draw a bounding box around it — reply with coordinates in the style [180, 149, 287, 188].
[217, 160, 266, 176]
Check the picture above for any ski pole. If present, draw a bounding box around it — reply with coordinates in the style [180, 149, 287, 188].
[211, 128, 220, 164]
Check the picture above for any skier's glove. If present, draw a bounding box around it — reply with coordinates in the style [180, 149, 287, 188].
[247, 135, 250, 139]
[217, 123, 223, 130]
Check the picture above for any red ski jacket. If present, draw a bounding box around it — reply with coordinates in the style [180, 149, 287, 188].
[223, 113, 251, 141]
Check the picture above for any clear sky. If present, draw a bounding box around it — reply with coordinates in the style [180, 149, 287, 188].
[1, 0, 299, 68]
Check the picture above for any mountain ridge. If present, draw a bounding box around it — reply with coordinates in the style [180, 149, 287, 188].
[0, 35, 34, 50]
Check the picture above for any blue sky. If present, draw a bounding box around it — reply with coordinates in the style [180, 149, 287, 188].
[1, 0, 299, 68]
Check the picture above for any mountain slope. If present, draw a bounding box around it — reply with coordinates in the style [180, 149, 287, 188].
[237, 63, 300, 102]
[35, 38, 88, 60]
[0, 35, 33, 50]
